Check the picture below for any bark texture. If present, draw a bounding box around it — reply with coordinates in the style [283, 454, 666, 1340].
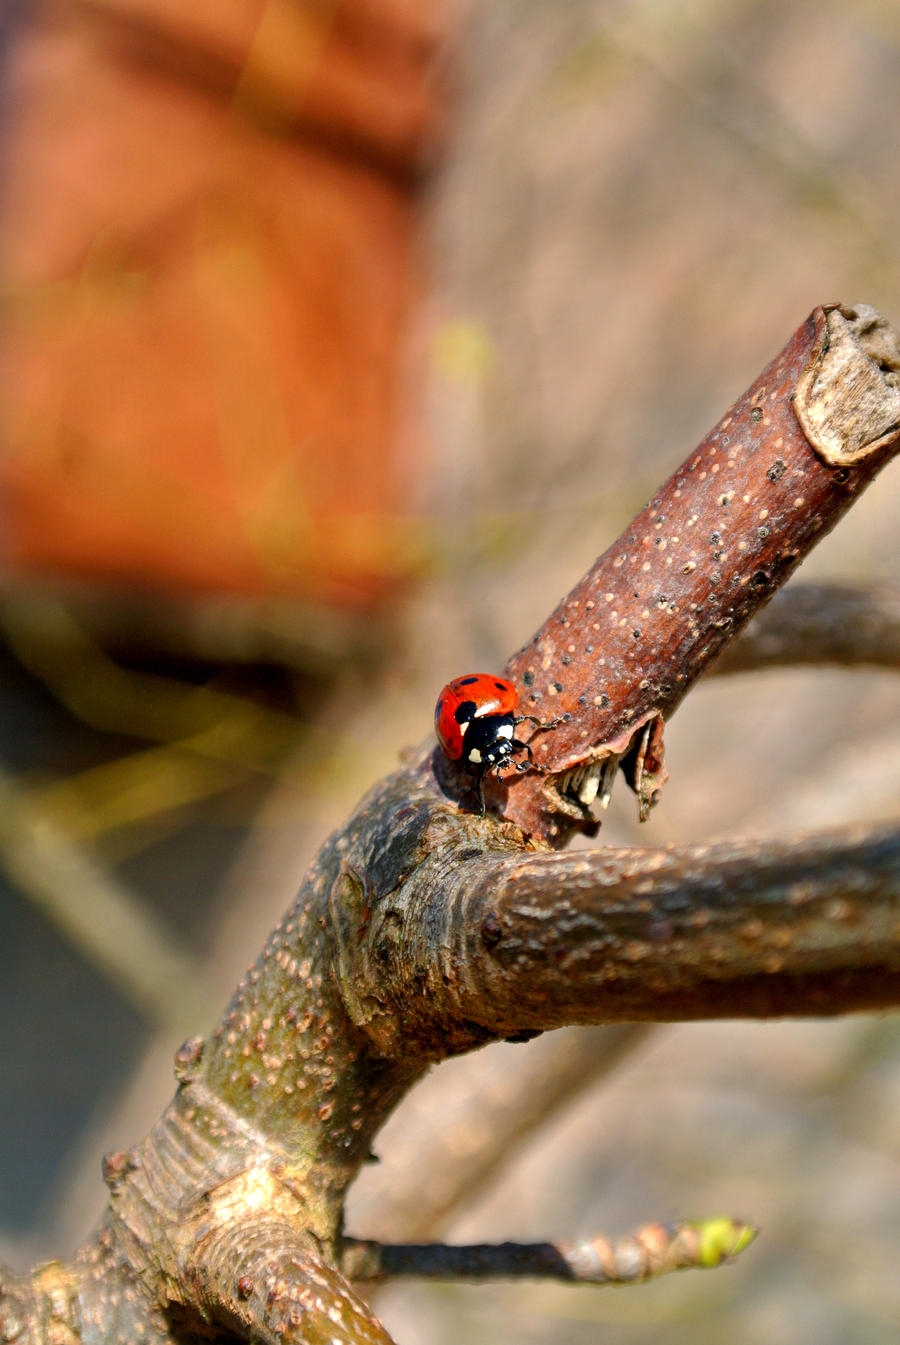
[2, 304, 899, 1345]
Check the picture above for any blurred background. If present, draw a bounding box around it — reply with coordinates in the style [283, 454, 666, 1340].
[1, 2, 898, 1342]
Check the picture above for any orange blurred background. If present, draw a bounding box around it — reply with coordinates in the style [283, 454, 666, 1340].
[1, 0, 448, 608]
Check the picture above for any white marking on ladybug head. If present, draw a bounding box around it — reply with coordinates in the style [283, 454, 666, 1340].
[496, 722, 514, 739]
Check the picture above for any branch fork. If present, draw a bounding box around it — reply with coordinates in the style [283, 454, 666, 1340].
[3, 304, 899, 1345]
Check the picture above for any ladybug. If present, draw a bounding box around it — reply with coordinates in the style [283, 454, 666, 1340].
[434, 674, 564, 813]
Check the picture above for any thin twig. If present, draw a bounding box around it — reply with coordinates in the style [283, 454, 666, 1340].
[341, 1217, 757, 1284]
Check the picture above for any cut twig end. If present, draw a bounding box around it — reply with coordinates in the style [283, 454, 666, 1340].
[794, 303, 900, 465]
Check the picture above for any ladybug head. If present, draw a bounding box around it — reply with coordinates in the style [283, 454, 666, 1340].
[461, 712, 516, 768]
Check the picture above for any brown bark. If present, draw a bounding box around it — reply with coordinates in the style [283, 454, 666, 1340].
[488, 304, 900, 839]
[2, 304, 899, 1345]
[353, 821, 899, 1044]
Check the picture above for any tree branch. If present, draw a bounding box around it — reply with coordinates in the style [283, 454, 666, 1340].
[341, 1217, 757, 1285]
[471, 303, 900, 840]
[4, 303, 899, 1344]
[348, 820, 900, 1046]
[713, 582, 900, 674]
[353, 578, 900, 1246]
[188, 1218, 397, 1345]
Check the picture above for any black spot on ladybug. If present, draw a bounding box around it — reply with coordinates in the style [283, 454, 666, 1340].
[454, 700, 477, 724]
[494, 681, 507, 691]
[766, 459, 786, 482]
[458, 676, 479, 686]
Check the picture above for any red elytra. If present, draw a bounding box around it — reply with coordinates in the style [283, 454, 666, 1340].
[434, 674, 520, 761]
[434, 673, 567, 814]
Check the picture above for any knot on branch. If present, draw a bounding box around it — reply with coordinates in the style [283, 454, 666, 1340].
[328, 800, 530, 1057]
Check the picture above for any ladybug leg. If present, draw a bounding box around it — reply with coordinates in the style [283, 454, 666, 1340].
[489, 757, 529, 800]
[504, 741, 545, 778]
[511, 737, 554, 777]
[509, 739, 535, 773]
